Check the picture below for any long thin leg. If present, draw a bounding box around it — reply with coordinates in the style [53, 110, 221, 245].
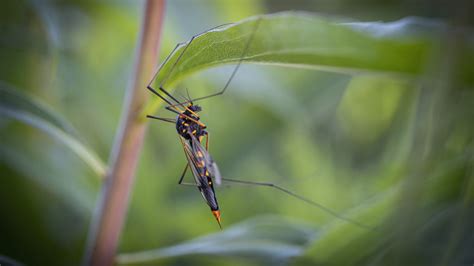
[159, 86, 185, 108]
[148, 20, 261, 118]
[146, 115, 176, 124]
[146, 44, 190, 113]
[146, 22, 236, 105]
[205, 132, 209, 151]
[145, 45, 190, 112]
[146, 86, 206, 129]
[147, 42, 182, 88]
[147, 84, 203, 126]
[178, 164, 189, 184]
[162, 105, 206, 129]
[158, 23, 234, 89]
[221, 177, 377, 231]
[149, 85, 205, 128]
[166, 17, 263, 108]
[148, 23, 235, 115]
[146, 87, 205, 128]
[146, 39, 197, 112]
[146, 85, 182, 114]
[177, 163, 199, 187]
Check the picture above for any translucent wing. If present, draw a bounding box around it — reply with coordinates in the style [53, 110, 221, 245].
[189, 134, 222, 185]
[180, 136, 220, 212]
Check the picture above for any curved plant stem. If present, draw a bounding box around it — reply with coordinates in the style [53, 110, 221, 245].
[82, 1, 165, 265]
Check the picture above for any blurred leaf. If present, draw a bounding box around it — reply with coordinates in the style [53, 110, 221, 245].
[337, 75, 410, 145]
[0, 254, 24, 266]
[0, 82, 106, 177]
[295, 188, 398, 265]
[116, 216, 316, 265]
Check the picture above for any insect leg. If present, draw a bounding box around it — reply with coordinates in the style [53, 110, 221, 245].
[149, 23, 238, 114]
[178, 163, 189, 184]
[221, 177, 377, 231]
[167, 17, 263, 107]
[157, 23, 234, 89]
[147, 42, 182, 88]
[147, 41, 189, 113]
[147, 84, 204, 124]
[148, 84, 203, 128]
[204, 131, 209, 151]
[146, 85, 182, 114]
[146, 115, 176, 124]
[177, 163, 199, 187]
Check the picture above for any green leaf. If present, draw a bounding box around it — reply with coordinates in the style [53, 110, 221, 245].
[146, 11, 473, 115]
[153, 14, 466, 101]
[0, 82, 106, 177]
[152, 12, 425, 87]
[116, 216, 316, 265]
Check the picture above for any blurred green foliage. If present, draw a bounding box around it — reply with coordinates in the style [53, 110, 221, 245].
[0, 1, 473, 266]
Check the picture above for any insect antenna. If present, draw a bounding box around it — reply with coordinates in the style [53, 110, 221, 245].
[185, 88, 193, 105]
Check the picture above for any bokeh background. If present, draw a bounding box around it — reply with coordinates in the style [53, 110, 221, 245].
[1, 0, 473, 265]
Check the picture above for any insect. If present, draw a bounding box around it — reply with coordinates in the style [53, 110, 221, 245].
[146, 18, 375, 230]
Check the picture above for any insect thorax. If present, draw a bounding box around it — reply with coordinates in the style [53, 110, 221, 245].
[176, 113, 206, 140]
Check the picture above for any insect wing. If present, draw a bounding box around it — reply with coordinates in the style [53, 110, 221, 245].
[189, 134, 222, 185]
[181, 137, 220, 211]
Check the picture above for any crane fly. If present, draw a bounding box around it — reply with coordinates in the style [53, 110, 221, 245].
[146, 17, 376, 231]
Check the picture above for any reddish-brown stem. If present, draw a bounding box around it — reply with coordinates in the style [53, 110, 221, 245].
[82, 1, 165, 265]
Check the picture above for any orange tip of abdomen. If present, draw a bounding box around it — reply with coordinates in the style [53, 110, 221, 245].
[211, 210, 222, 229]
